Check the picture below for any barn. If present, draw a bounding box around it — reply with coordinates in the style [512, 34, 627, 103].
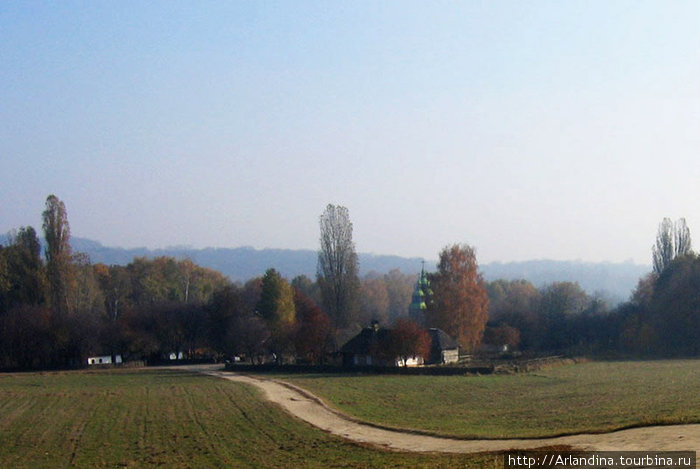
[426, 328, 459, 364]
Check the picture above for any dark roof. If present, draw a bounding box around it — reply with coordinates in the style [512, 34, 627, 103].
[429, 328, 459, 350]
[340, 327, 390, 354]
[341, 326, 459, 355]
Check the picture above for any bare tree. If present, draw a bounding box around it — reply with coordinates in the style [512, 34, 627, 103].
[69, 252, 104, 316]
[674, 218, 692, 258]
[653, 217, 692, 274]
[178, 258, 195, 304]
[317, 204, 360, 335]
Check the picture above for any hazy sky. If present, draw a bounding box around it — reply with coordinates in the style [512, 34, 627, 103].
[2, 1, 699, 265]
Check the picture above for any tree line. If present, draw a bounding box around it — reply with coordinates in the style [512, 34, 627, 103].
[1, 198, 698, 370]
[0, 199, 415, 369]
[484, 218, 699, 357]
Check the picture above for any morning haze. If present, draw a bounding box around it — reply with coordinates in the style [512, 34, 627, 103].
[2, 2, 699, 265]
[2, 4, 700, 467]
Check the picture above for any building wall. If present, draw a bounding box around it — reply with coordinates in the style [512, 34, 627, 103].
[87, 355, 123, 365]
[441, 349, 459, 364]
[87, 356, 112, 365]
[396, 356, 424, 367]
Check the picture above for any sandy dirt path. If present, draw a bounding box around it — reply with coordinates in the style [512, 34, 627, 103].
[202, 369, 700, 455]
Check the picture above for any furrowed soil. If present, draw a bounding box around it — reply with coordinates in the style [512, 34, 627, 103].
[0, 368, 501, 468]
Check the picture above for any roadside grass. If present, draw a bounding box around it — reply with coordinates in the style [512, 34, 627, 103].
[280, 359, 700, 439]
[0, 368, 502, 468]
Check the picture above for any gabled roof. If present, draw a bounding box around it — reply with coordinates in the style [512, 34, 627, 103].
[340, 327, 389, 354]
[429, 328, 459, 350]
[341, 326, 459, 355]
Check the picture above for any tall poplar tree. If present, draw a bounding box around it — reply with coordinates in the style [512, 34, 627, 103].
[652, 217, 692, 274]
[317, 204, 359, 334]
[42, 194, 72, 315]
[426, 244, 489, 353]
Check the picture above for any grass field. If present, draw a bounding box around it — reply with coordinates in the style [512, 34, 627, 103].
[282, 359, 700, 439]
[0, 368, 501, 468]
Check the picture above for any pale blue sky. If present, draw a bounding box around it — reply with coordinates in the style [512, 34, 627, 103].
[2, 1, 699, 264]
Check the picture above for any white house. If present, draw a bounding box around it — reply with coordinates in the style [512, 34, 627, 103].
[87, 355, 123, 365]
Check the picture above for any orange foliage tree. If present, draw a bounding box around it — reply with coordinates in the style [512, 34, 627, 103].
[426, 244, 489, 353]
[293, 288, 331, 364]
[384, 318, 431, 366]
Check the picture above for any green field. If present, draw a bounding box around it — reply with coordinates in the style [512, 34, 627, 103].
[0, 368, 500, 468]
[282, 359, 700, 438]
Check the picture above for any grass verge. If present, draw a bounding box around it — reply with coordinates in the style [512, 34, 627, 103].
[280, 359, 700, 439]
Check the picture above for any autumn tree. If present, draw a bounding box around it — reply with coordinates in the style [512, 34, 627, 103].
[483, 323, 521, 350]
[426, 244, 489, 353]
[653, 218, 692, 274]
[359, 275, 390, 325]
[178, 261, 228, 305]
[293, 287, 331, 364]
[42, 195, 72, 315]
[317, 204, 360, 335]
[485, 279, 539, 349]
[125, 256, 227, 306]
[291, 274, 322, 308]
[383, 318, 431, 366]
[538, 282, 589, 317]
[0, 228, 50, 369]
[257, 268, 297, 361]
[383, 269, 415, 322]
[206, 284, 242, 357]
[537, 281, 591, 351]
[257, 268, 296, 326]
[127, 257, 175, 304]
[95, 264, 132, 321]
[631, 272, 656, 309]
[0, 247, 9, 307]
[487, 279, 539, 320]
[209, 274, 289, 364]
[240, 276, 263, 313]
[649, 254, 700, 355]
[0, 227, 46, 308]
[0, 304, 53, 369]
[235, 314, 270, 364]
[69, 252, 104, 317]
[177, 258, 195, 304]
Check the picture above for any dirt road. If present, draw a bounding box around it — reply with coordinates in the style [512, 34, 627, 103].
[203, 369, 699, 454]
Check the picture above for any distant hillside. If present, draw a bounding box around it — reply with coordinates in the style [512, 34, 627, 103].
[480, 260, 649, 304]
[1, 235, 649, 301]
[0, 235, 430, 281]
[62, 240, 430, 281]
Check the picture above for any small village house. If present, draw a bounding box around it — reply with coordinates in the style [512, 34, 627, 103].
[340, 322, 458, 367]
[87, 354, 122, 366]
[427, 328, 459, 364]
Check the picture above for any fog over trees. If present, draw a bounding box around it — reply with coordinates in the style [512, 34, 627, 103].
[4, 236, 647, 301]
[0, 196, 698, 370]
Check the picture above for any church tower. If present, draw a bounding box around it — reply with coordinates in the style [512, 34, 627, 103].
[408, 261, 432, 325]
